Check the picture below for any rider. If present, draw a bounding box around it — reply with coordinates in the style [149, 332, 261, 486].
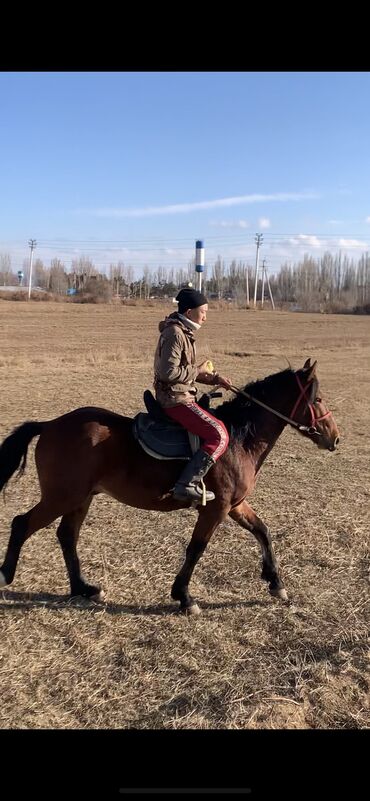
[153, 286, 232, 502]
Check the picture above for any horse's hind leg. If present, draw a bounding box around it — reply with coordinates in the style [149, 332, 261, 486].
[229, 500, 288, 600]
[0, 501, 60, 588]
[56, 496, 104, 602]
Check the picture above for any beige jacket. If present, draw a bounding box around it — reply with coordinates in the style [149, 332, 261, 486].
[153, 313, 215, 408]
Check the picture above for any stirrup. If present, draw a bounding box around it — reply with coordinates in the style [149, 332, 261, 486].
[172, 479, 215, 504]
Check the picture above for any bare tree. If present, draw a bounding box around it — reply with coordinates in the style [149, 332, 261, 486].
[33, 258, 49, 289]
[71, 256, 97, 278]
[142, 266, 152, 299]
[212, 256, 225, 299]
[49, 259, 68, 294]
[109, 261, 126, 296]
[0, 252, 14, 285]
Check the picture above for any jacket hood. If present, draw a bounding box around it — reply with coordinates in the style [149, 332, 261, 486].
[158, 312, 188, 333]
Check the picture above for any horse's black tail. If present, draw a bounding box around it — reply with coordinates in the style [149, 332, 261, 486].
[0, 421, 44, 493]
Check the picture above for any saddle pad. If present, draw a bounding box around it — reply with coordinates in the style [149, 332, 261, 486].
[133, 413, 200, 460]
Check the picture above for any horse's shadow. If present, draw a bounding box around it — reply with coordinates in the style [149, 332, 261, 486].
[0, 589, 269, 616]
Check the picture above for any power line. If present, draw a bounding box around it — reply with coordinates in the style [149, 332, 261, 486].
[4, 231, 370, 246]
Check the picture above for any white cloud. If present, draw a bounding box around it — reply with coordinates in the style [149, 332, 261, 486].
[266, 234, 369, 269]
[297, 234, 321, 247]
[259, 217, 271, 229]
[338, 238, 368, 249]
[286, 235, 368, 252]
[277, 234, 321, 248]
[76, 191, 319, 219]
[329, 218, 367, 226]
[210, 219, 250, 228]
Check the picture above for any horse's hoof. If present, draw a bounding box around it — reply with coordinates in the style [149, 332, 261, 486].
[0, 571, 7, 588]
[270, 587, 289, 601]
[182, 603, 201, 616]
[90, 590, 106, 603]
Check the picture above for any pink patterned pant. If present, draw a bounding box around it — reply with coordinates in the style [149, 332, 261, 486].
[164, 402, 229, 460]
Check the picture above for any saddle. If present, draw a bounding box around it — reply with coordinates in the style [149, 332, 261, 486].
[132, 389, 222, 461]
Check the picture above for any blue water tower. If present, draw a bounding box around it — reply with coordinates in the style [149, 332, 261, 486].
[195, 240, 204, 291]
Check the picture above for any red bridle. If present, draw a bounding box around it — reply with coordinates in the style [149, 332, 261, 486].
[290, 373, 332, 433]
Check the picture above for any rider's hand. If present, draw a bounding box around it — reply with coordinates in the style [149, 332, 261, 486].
[197, 362, 232, 391]
[214, 374, 233, 390]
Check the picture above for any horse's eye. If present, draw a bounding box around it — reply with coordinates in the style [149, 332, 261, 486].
[315, 397, 322, 403]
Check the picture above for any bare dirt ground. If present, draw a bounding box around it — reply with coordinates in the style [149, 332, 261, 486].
[0, 301, 369, 729]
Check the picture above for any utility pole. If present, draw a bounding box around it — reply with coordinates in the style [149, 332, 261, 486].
[265, 266, 276, 310]
[246, 266, 250, 306]
[253, 233, 263, 307]
[28, 239, 37, 300]
[261, 259, 266, 307]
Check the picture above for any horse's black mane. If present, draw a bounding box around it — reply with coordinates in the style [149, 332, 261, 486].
[213, 367, 316, 440]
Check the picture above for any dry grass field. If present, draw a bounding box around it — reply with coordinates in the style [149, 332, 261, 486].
[0, 300, 369, 730]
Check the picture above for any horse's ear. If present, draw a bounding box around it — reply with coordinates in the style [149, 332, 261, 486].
[303, 359, 317, 381]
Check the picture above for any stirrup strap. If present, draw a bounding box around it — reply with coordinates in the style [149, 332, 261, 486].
[200, 478, 207, 506]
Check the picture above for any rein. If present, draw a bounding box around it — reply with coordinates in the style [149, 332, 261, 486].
[228, 373, 332, 436]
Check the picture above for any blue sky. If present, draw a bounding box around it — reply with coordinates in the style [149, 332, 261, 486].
[1, 71, 370, 277]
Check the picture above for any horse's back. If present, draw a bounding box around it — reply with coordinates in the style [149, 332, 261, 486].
[35, 406, 134, 464]
[48, 406, 132, 427]
[34, 406, 136, 497]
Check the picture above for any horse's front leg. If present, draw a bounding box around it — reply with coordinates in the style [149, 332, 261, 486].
[229, 500, 288, 600]
[171, 506, 226, 616]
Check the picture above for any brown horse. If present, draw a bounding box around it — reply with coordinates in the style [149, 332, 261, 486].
[0, 358, 339, 614]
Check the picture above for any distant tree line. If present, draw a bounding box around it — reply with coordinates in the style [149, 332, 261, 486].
[1, 251, 369, 313]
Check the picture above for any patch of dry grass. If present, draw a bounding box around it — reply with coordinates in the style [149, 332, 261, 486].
[0, 301, 369, 729]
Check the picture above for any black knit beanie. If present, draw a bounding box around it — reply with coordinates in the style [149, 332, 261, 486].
[176, 287, 208, 314]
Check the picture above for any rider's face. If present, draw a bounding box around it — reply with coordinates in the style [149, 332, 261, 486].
[186, 304, 208, 326]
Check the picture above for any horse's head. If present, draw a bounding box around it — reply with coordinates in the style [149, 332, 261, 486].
[292, 358, 340, 451]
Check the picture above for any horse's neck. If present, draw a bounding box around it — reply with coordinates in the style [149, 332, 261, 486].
[240, 380, 296, 471]
[242, 415, 286, 473]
